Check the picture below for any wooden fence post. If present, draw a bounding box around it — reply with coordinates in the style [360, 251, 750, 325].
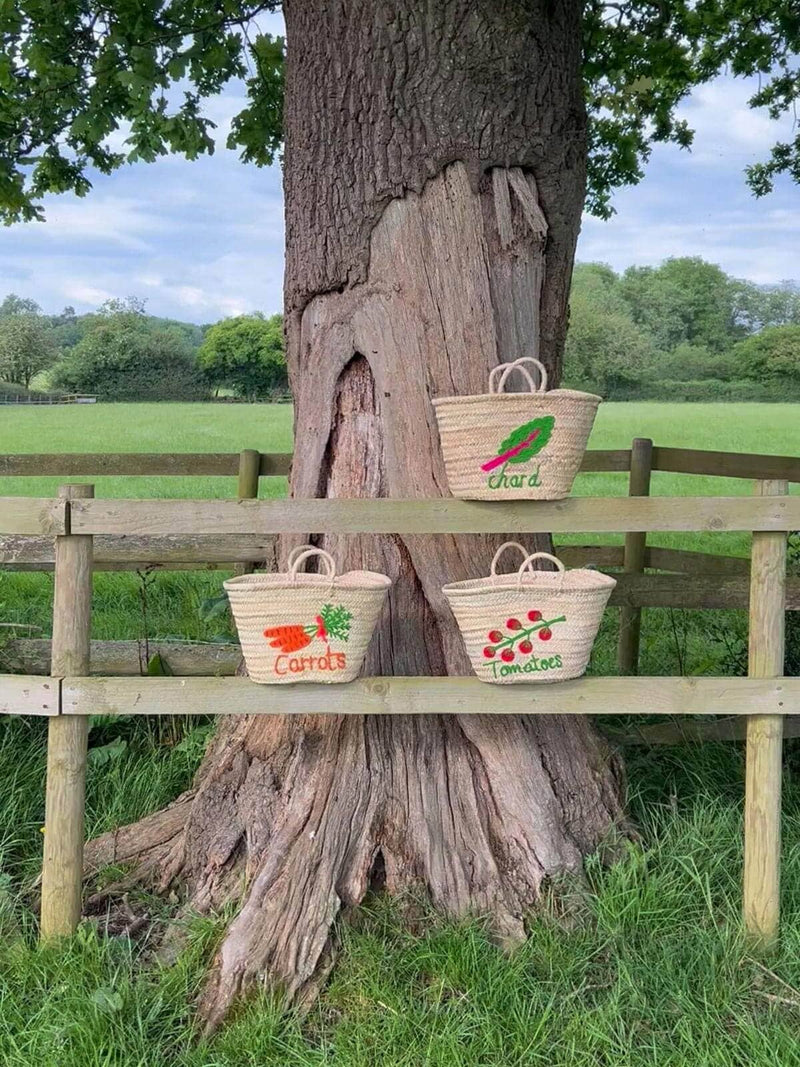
[743, 477, 788, 946]
[617, 437, 653, 675]
[235, 449, 261, 575]
[41, 483, 94, 939]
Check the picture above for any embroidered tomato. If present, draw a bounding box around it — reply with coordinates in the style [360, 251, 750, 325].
[518, 640, 533, 654]
[501, 649, 515, 662]
[527, 610, 542, 622]
[538, 628, 552, 641]
[506, 618, 522, 630]
[483, 646, 495, 659]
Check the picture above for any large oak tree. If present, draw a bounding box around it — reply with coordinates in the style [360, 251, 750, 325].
[3, 0, 797, 1028]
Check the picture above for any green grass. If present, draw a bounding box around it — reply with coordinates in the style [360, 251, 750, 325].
[3, 719, 800, 1065]
[0, 402, 294, 499]
[2, 402, 800, 1063]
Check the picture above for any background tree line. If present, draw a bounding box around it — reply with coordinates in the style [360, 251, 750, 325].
[0, 294, 288, 401]
[1, 255, 798, 402]
[564, 257, 800, 400]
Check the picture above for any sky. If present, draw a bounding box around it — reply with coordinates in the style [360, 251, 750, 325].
[1, 14, 797, 323]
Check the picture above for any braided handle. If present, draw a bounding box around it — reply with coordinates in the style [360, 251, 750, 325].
[289, 547, 337, 582]
[516, 551, 565, 588]
[489, 541, 531, 578]
[488, 356, 548, 395]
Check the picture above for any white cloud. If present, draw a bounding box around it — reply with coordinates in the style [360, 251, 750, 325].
[677, 77, 793, 166]
[1, 59, 797, 322]
[60, 282, 115, 305]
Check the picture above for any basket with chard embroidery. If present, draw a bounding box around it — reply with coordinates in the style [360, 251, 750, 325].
[442, 543, 616, 685]
[223, 546, 391, 684]
[432, 357, 601, 501]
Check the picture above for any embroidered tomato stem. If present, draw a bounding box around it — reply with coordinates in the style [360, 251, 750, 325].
[487, 615, 566, 655]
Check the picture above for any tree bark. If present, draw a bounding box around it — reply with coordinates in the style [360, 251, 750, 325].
[85, 0, 627, 1030]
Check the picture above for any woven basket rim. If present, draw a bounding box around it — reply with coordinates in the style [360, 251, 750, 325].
[224, 569, 391, 593]
[442, 570, 617, 597]
[432, 388, 602, 408]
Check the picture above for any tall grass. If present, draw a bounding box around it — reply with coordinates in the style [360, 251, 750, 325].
[2, 722, 800, 1065]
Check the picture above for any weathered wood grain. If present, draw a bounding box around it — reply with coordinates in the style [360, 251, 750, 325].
[578, 450, 631, 472]
[644, 546, 750, 576]
[0, 452, 292, 477]
[555, 544, 625, 568]
[0, 639, 241, 677]
[67, 495, 800, 536]
[605, 715, 800, 747]
[744, 479, 787, 947]
[0, 675, 58, 715]
[0, 532, 277, 567]
[618, 438, 653, 675]
[2, 445, 799, 482]
[41, 484, 93, 941]
[0, 497, 67, 534]
[61, 674, 799, 719]
[652, 447, 800, 483]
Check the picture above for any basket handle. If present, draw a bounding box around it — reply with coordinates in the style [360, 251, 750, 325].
[516, 551, 565, 588]
[286, 543, 316, 570]
[289, 547, 337, 585]
[490, 541, 531, 579]
[489, 357, 548, 395]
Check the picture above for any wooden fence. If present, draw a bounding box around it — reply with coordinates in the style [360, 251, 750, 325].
[0, 393, 98, 405]
[3, 440, 799, 675]
[0, 473, 798, 945]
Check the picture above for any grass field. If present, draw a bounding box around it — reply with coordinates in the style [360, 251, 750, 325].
[1, 401, 800, 1065]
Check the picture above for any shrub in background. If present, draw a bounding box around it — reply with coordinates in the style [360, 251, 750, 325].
[198, 314, 287, 399]
[52, 305, 207, 401]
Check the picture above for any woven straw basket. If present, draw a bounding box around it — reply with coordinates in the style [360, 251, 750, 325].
[432, 357, 601, 500]
[223, 546, 391, 684]
[442, 543, 616, 685]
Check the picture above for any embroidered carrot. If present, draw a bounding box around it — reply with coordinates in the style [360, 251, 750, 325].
[480, 415, 555, 473]
[264, 604, 353, 652]
[263, 624, 313, 652]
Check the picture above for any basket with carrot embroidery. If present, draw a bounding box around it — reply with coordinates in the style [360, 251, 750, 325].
[442, 542, 616, 685]
[224, 546, 391, 685]
[432, 356, 601, 500]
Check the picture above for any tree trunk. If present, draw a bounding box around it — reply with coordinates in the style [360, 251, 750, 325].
[85, 0, 627, 1030]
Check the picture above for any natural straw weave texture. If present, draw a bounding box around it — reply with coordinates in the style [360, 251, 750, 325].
[224, 546, 391, 684]
[433, 357, 601, 500]
[443, 543, 615, 685]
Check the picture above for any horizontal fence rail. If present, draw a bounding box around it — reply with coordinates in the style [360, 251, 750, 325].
[56, 495, 800, 536]
[0, 676, 58, 715]
[0, 498, 67, 535]
[651, 447, 800, 483]
[1, 674, 796, 719]
[0, 452, 293, 477]
[0, 537, 755, 579]
[2, 445, 800, 481]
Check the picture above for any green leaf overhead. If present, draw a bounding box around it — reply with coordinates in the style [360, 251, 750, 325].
[2, 2, 800, 223]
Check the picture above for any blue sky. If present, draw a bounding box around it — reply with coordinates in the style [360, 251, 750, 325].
[1, 22, 797, 323]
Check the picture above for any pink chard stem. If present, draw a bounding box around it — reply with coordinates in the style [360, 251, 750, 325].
[481, 429, 540, 472]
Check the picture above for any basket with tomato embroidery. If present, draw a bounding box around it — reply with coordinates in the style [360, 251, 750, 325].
[442, 543, 616, 684]
[432, 356, 601, 500]
[223, 546, 391, 684]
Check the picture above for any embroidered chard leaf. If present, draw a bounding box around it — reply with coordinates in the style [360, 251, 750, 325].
[319, 603, 352, 642]
[481, 416, 555, 472]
